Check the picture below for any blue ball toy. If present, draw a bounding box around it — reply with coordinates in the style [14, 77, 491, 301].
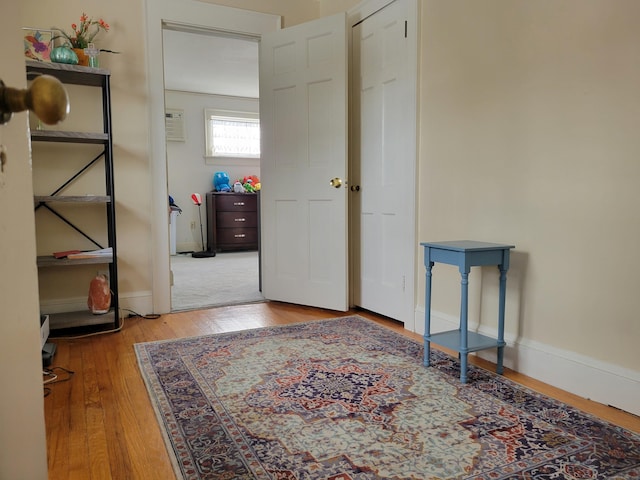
[213, 171, 231, 192]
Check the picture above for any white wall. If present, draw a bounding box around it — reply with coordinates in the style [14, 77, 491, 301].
[165, 90, 260, 252]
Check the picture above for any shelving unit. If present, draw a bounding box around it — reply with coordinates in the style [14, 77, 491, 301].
[27, 60, 119, 331]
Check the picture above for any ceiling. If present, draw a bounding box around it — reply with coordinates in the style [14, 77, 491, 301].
[162, 28, 259, 98]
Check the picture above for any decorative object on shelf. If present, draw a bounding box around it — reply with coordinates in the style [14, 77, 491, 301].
[23, 28, 52, 62]
[88, 273, 111, 315]
[84, 43, 100, 68]
[50, 45, 78, 65]
[54, 12, 110, 49]
[73, 48, 89, 67]
[53, 13, 110, 66]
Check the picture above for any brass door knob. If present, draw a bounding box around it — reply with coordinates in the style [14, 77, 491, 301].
[0, 75, 69, 125]
[329, 177, 343, 188]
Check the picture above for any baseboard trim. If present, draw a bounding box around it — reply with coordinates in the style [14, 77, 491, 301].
[40, 291, 155, 320]
[414, 307, 640, 417]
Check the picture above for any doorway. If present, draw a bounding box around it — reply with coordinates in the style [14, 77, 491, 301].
[161, 26, 264, 311]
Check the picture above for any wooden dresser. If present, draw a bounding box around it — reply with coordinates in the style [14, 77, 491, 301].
[206, 192, 259, 252]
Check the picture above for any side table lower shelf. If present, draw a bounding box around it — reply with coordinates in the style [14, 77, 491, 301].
[47, 310, 117, 331]
[427, 330, 505, 354]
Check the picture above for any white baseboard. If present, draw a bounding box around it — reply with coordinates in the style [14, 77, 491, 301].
[414, 307, 640, 417]
[176, 242, 202, 253]
[118, 291, 155, 318]
[39, 296, 87, 315]
[40, 291, 156, 320]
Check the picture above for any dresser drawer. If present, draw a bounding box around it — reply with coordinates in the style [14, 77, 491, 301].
[217, 228, 258, 246]
[215, 194, 257, 212]
[217, 211, 258, 227]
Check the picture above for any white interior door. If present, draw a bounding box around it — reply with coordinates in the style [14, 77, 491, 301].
[0, 5, 49, 476]
[351, 0, 417, 328]
[260, 13, 348, 311]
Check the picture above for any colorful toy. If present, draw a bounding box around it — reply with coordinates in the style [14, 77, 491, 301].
[243, 175, 259, 185]
[242, 175, 261, 192]
[233, 181, 245, 193]
[213, 171, 231, 192]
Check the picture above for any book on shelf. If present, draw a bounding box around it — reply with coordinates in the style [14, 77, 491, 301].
[54, 247, 112, 260]
[53, 249, 82, 259]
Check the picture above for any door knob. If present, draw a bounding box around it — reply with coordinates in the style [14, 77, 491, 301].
[329, 177, 343, 188]
[350, 185, 360, 192]
[0, 75, 69, 125]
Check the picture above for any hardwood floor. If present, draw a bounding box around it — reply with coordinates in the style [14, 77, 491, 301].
[44, 301, 640, 479]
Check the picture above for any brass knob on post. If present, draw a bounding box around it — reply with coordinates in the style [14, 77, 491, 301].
[0, 75, 69, 125]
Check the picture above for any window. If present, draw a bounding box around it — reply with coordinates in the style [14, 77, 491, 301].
[205, 109, 260, 159]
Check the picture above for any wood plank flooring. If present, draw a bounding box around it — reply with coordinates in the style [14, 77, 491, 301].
[44, 301, 640, 479]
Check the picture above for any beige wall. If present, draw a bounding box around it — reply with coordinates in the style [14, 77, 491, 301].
[419, 0, 640, 372]
[21, 0, 157, 308]
[199, 0, 319, 26]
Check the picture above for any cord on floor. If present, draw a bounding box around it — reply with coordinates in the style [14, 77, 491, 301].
[121, 308, 161, 320]
[43, 366, 75, 397]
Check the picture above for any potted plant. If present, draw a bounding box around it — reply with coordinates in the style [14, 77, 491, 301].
[53, 13, 110, 66]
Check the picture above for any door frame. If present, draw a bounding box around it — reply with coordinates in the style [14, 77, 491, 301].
[145, 0, 280, 314]
[347, 0, 420, 331]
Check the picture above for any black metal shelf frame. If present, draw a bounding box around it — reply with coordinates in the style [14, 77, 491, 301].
[27, 60, 119, 330]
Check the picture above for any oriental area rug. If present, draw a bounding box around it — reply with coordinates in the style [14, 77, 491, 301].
[134, 316, 640, 479]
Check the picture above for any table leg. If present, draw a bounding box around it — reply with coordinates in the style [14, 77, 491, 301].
[459, 269, 469, 383]
[496, 265, 508, 375]
[423, 261, 433, 367]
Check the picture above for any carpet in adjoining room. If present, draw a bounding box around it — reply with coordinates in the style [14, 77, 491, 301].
[170, 251, 264, 311]
[135, 316, 640, 479]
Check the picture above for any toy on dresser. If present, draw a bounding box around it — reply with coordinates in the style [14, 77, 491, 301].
[213, 171, 231, 192]
[241, 175, 260, 193]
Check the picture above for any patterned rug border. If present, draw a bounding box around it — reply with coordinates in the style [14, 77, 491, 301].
[135, 314, 640, 479]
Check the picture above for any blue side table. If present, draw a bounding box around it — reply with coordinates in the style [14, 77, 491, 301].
[421, 241, 515, 383]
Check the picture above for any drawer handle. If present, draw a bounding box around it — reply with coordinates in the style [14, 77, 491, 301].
[234, 234, 246, 238]
[233, 202, 245, 206]
[234, 218, 246, 222]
